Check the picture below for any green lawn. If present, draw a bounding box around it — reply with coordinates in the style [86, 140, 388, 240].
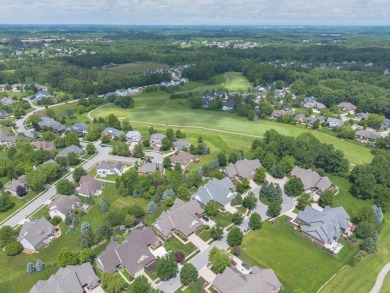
[144, 267, 159, 281]
[49, 102, 89, 125]
[213, 211, 234, 228]
[223, 72, 253, 92]
[0, 191, 39, 223]
[186, 279, 206, 293]
[89, 95, 373, 165]
[144, 204, 169, 226]
[380, 270, 390, 293]
[240, 217, 359, 293]
[107, 62, 167, 75]
[321, 214, 390, 293]
[164, 237, 197, 256]
[195, 226, 212, 242]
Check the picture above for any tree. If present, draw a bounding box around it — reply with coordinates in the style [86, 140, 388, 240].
[81, 222, 90, 235]
[217, 152, 227, 167]
[210, 225, 224, 240]
[5, 241, 23, 256]
[166, 128, 174, 141]
[67, 152, 81, 166]
[57, 247, 78, 267]
[176, 184, 190, 201]
[101, 272, 125, 293]
[374, 185, 390, 212]
[105, 114, 121, 129]
[253, 167, 266, 184]
[209, 246, 230, 273]
[355, 222, 377, 239]
[124, 214, 136, 227]
[101, 135, 110, 143]
[161, 137, 172, 151]
[100, 197, 109, 212]
[267, 201, 282, 217]
[54, 137, 66, 148]
[243, 192, 257, 210]
[227, 227, 244, 247]
[174, 251, 186, 263]
[79, 248, 94, 263]
[163, 156, 171, 169]
[73, 166, 87, 182]
[130, 276, 153, 293]
[165, 196, 174, 207]
[232, 212, 244, 225]
[56, 179, 75, 195]
[262, 152, 276, 170]
[0, 226, 17, 247]
[121, 119, 132, 131]
[27, 262, 35, 274]
[127, 205, 145, 218]
[361, 236, 378, 254]
[0, 194, 15, 212]
[148, 201, 157, 214]
[72, 215, 79, 227]
[35, 259, 45, 272]
[367, 114, 385, 130]
[52, 216, 62, 225]
[285, 178, 304, 197]
[280, 155, 295, 174]
[86, 143, 96, 155]
[249, 212, 262, 230]
[204, 201, 219, 217]
[157, 253, 178, 281]
[318, 190, 335, 208]
[132, 144, 144, 158]
[373, 205, 383, 225]
[180, 263, 198, 286]
[65, 132, 80, 146]
[174, 162, 182, 173]
[259, 100, 273, 118]
[297, 193, 312, 210]
[16, 185, 27, 197]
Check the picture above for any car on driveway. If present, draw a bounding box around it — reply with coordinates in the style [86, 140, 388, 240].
[244, 227, 251, 233]
[242, 262, 250, 270]
[203, 216, 209, 222]
[100, 144, 106, 148]
[231, 259, 237, 266]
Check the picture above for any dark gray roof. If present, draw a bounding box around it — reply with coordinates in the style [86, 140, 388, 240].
[96, 161, 124, 172]
[97, 228, 159, 275]
[0, 109, 9, 117]
[213, 266, 281, 293]
[356, 112, 369, 120]
[138, 162, 163, 174]
[290, 166, 333, 192]
[66, 122, 88, 133]
[194, 178, 235, 206]
[78, 176, 105, 196]
[5, 175, 27, 193]
[173, 139, 191, 151]
[222, 101, 235, 109]
[37, 117, 65, 132]
[57, 145, 84, 157]
[101, 127, 123, 137]
[17, 217, 55, 249]
[29, 262, 99, 293]
[223, 159, 261, 179]
[297, 206, 350, 244]
[356, 130, 381, 140]
[383, 119, 390, 129]
[48, 195, 81, 216]
[326, 117, 344, 127]
[153, 199, 204, 238]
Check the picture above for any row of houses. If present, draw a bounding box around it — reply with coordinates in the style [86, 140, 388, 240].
[103, 87, 140, 99]
[160, 78, 189, 87]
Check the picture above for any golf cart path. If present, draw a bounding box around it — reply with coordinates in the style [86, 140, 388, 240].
[370, 262, 390, 293]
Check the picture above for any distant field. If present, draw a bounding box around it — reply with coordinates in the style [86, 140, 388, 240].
[89, 96, 373, 165]
[223, 72, 253, 91]
[107, 62, 168, 75]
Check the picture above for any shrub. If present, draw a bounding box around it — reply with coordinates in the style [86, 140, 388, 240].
[52, 216, 62, 226]
[5, 241, 23, 256]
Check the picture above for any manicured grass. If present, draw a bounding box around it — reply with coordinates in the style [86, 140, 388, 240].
[89, 96, 373, 165]
[321, 214, 390, 293]
[107, 62, 167, 75]
[213, 211, 234, 228]
[240, 217, 359, 293]
[186, 279, 206, 293]
[164, 237, 196, 256]
[195, 226, 212, 242]
[120, 268, 134, 282]
[49, 102, 89, 125]
[0, 191, 39, 223]
[144, 204, 169, 226]
[223, 72, 253, 92]
[144, 267, 159, 281]
[380, 270, 390, 293]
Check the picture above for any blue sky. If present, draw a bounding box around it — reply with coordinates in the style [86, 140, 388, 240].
[1, 0, 390, 25]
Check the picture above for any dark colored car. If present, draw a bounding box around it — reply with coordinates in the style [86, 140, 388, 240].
[231, 259, 237, 266]
[242, 262, 250, 270]
[203, 216, 209, 222]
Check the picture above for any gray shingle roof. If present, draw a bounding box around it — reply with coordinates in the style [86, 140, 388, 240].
[326, 117, 344, 127]
[138, 162, 163, 174]
[5, 175, 28, 193]
[48, 195, 81, 216]
[57, 145, 84, 157]
[172, 139, 191, 151]
[37, 117, 65, 132]
[66, 122, 88, 133]
[101, 127, 123, 137]
[96, 161, 124, 172]
[17, 217, 55, 249]
[223, 159, 261, 179]
[297, 206, 350, 244]
[78, 176, 105, 196]
[339, 102, 357, 112]
[356, 130, 381, 140]
[194, 178, 235, 207]
[153, 199, 204, 238]
[29, 262, 99, 293]
[290, 166, 333, 192]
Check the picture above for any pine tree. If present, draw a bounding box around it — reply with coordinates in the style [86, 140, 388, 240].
[35, 260, 45, 272]
[27, 262, 35, 274]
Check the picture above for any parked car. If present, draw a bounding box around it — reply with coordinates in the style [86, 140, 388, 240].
[203, 216, 209, 222]
[100, 144, 106, 148]
[244, 227, 251, 233]
[231, 259, 237, 266]
[242, 262, 250, 270]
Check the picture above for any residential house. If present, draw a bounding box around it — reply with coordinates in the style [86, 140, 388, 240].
[306, 116, 326, 126]
[202, 96, 212, 109]
[0, 130, 18, 146]
[271, 109, 294, 120]
[77, 176, 105, 197]
[193, 178, 236, 208]
[96, 228, 160, 276]
[295, 114, 306, 123]
[172, 139, 191, 151]
[103, 92, 116, 99]
[33, 91, 52, 102]
[153, 199, 204, 239]
[37, 117, 65, 133]
[356, 112, 369, 121]
[290, 166, 334, 194]
[48, 194, 82, 220]
[17, 217, 56, 251]
[0, 109, 9, 118]
[29, 262, 100, 293]
[339, 102, 357, 113]
[66, 122, 88, 137]
[101, 127, 123, 139]
[126, 130, 142, 143]
[223, 159, 261, 180]
[222, 101, 235, 111]
[115, 89, 128, 96]
[1, 97, 14, 106]
[254, 85, 267, 92]
[304, 96, 317, 103]
[212, 266, 281, 293]
[296, 206, 350, 246]
[180, 78, 189, 83]
[273, 90, 285, 98]
[56, 145, 84, 157]
[5, 175, 28, 195]
[382, 119, 390, 130]
[96, 161, 124, 177]
[304, 101, 326, 111]
[127, 87, 140, 94]
[149, 133, 167, 146]
[138, 162, 164, 174]
[326, 117, 344, 128]
[356, 130, 381, 141]
[170, 151, 197, 168]
[32, 141, 55, 151]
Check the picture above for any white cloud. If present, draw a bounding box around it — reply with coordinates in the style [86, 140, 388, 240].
[0, 0, 389, 24]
